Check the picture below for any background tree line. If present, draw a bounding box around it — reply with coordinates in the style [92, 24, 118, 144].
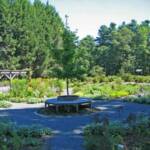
[0, 0, 64, 77]
[0, 0, 150, 79]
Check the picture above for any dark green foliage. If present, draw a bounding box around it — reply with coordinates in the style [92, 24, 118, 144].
[84, 118, 113, 150]
[51, 27, 91, 94]
[17, 125, 52, 138]
[1, 0, 149, 79]
[125, 95, 150, 104]
[51, 28, 78, 79]
[0, 121, 51, 150]
[84, 115, 150, 150]
[95, 20, 150, 75]
[0, 0, 64, 77]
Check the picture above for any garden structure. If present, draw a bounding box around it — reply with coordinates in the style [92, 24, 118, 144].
[45, 95, 92, 113]
[0, 70, 26, 79]
[0, 70, 26, 89]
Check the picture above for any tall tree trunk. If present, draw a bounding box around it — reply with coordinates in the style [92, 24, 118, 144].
[66, 78, 69, 95]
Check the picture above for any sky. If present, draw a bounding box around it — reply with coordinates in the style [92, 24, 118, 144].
[39, 0, 150, 39]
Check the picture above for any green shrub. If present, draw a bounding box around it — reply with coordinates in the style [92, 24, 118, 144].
[0, 93, 10, 100]
[84, 116, 150, 150]
[9, 78, 65, 99]
[0, 100, 11, 108]
[23, 137, 41, 147]
[84, 123, 114, 150]
[107, 76, 116, 82]
[0, 121, 51, 150]
[121, 73, 135, 82]
[108, 76, 123, 84]
[73, 82, 141, 99]
[8, 97, 26, 103]
[17, 125, 52, 138]
[121, 74, 150, 83]
[7, 97, 44, 104]
[125, 95, 150, 104]
[110, 91, 129, 98]
[26, 98, 44, 104]
[11, 79, 28, 97]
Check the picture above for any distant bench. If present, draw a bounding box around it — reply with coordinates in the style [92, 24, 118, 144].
[45, 95, 92, 112]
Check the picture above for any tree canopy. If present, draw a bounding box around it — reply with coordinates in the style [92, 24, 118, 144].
[0, 0, 150, 78]
[95, 20, 150, 75]
[0, 0, 64, 77]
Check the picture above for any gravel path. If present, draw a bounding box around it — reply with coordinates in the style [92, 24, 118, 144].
[0, 100, 150, 150]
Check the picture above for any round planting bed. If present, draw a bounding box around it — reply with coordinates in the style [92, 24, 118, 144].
[45, 95, 92, 113]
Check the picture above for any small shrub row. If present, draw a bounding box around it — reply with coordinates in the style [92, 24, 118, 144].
[0, 121, 52, 150]
[85, 75, 150, 83]
[121, 74, 150, 83]
[84, 76, 123, 83]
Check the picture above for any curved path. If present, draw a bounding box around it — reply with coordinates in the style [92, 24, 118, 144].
[0, 100, 150, 150]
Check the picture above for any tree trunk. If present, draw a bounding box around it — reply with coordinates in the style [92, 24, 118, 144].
[66, 78, 69, 95]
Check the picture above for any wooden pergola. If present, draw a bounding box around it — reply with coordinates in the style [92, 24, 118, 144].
[0, 70, 27, 89]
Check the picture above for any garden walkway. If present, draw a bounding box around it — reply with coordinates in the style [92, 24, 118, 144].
[0, 100, 150, 150]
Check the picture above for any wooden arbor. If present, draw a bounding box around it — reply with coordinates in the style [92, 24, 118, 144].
[0, 70, 27, 89]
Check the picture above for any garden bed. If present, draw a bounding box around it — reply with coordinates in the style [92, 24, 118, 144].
[83, 114, 150, 150]
[0, 121, 52, 150]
